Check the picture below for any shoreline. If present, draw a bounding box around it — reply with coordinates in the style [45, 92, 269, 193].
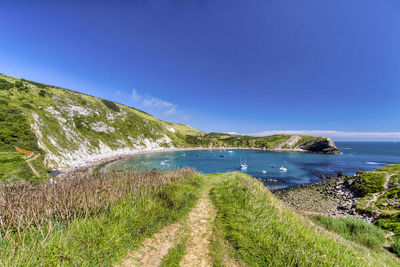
[56, 146, 319, 177]
[274, 177, 376, 222]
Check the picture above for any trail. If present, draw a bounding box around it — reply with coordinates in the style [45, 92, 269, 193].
[119, 222, 182, 267]
[119, 186, 217, 267]
[365, 174, 394, 209]
[180, 189, 216, 267]
[26, 152, 40, 177]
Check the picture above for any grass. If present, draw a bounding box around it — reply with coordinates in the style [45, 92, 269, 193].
[313, 216, 385, 250]
[0, 169, 201, 266]
[0, 152, 36, 181]
[160, 236, 188, 267]
[209, 172, 399, 266]
[345, 165, 400, 239]
[375, 213, 400, 235]
[392, 238, 400, 257]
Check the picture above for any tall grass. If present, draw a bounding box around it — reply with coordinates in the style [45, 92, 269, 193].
[0, 169, 200, 265]
[313, 216, 385, 250]
[392, 238, 400, 257]
[210, 173, 399, 266]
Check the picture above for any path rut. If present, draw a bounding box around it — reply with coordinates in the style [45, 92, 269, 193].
[180, 190, 216, 267]
[119, 187, 217, 267]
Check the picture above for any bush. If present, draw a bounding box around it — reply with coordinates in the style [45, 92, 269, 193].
[14, 80, 24, 88]
[38, 89, 46, 97]
[314, 216, 385, 250]
[21, 103, 33, 109]
[392, 237, 400, 257]
[0, 78, 13, 90]
[102, 99, 120, 112]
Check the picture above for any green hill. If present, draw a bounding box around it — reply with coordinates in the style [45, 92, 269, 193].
[0, 73, 338, 180]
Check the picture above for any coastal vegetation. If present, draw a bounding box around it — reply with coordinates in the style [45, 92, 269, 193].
[313, 216, 385, 250]
[0, 169, 399, 265]
[209, 173, 398, 266]
[0, 169, 200, 265]
[346, 165, 400, 235]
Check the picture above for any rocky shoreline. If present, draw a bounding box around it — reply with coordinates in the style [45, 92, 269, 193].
[274, 177, 374, 222]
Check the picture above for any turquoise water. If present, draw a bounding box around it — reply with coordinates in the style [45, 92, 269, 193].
[104, 142, 400, 190]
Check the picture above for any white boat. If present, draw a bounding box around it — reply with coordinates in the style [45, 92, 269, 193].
[240, 163, 248, 170]
[228, 150, 234, 153]
[262, 170, 267, 174]
[239, 160, 248, 170]
[279, 166, 287, 172]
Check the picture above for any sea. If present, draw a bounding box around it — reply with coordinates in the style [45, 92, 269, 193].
[103, 142, 400, 190]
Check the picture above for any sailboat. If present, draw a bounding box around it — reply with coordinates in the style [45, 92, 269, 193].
[240, 160, 248, 170]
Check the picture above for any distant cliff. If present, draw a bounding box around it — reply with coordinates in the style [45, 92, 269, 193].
[184, 133, 339, 154]
[0, 74, 339, 171]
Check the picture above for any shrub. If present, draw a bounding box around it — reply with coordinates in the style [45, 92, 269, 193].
[38, 89, 46, 97]
[15, 80, 24, 88]
[0, 78, 13, 90]
[392, 237, 400, 257]
[102, 99, 120, 112]
[21, 103, 33, 109]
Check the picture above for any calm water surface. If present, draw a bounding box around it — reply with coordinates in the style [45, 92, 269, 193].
[104, 142, 400, 190]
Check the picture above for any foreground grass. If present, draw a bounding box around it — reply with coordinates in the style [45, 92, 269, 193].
[0, 170, 201, 266]
[160, 236, 188, 267]
[209, 172, 399, 266]
[313, 216, 385, 250]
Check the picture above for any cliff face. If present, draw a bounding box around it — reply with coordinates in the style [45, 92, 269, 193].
[0, 74, 340, 170]
[299, 137, 340, 154]
[184, 133, 340, 154]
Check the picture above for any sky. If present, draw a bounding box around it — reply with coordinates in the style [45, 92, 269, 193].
[0, 0, 399, 141]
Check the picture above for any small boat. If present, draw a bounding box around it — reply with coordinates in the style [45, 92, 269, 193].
[262, 170, 267, 174]
[240, 160, 248, 170]
[279, 166, 287, 172]
[219, 154, 224, 157]
[227, 150, 234, 153]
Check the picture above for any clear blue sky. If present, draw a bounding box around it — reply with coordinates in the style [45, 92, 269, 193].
[1, 0, 399, 140]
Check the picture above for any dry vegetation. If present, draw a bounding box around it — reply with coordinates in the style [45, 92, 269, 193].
[0, 169, 196, 243]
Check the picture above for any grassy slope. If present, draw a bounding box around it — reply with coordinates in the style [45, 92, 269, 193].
[0, 73, 203, 173]
[346, 165, 400, 235]
[0, 170, 201, 266]
[209, 173, 399, 266]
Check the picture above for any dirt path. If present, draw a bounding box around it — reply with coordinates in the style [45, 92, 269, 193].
[26, 152, 40, 177]
[180, 190, 216, 267]
[119, 222, 182, 266]
[119, 186, 217, 267]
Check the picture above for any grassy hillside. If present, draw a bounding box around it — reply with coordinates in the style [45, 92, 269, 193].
[0, 73, 203, 171]
[343, 164, 400, 255]
[210, 173, 398, 266]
